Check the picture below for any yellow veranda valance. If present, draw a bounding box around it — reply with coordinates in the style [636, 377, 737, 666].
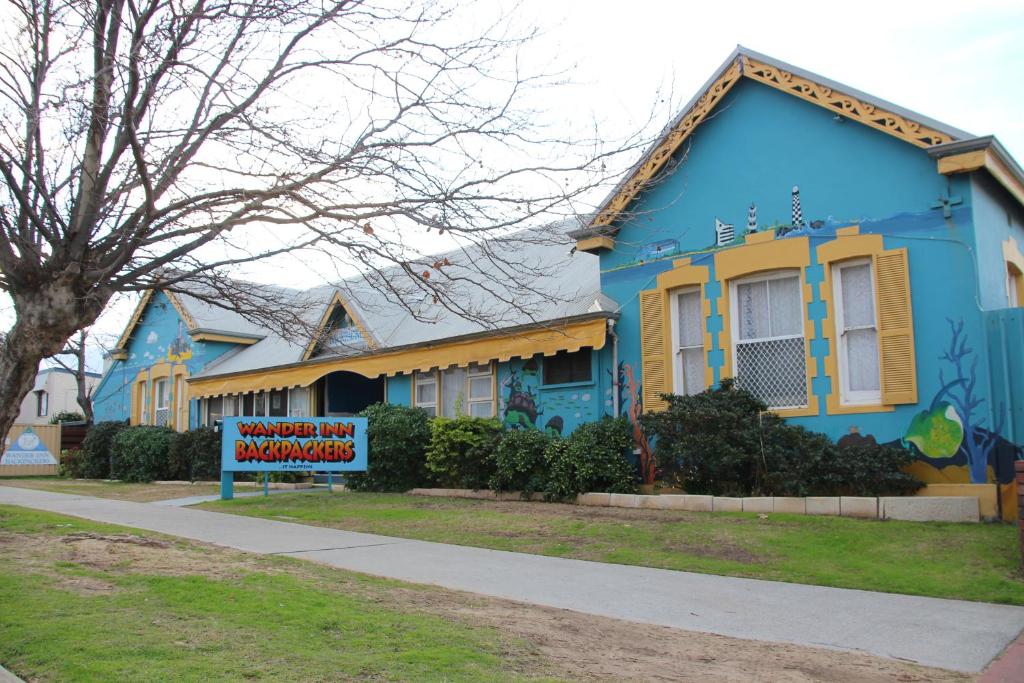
[187, 317, 609, 399]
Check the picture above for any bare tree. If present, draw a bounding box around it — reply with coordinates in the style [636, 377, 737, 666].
[47, 328, 94, 423]
[0, 0, 651, 443]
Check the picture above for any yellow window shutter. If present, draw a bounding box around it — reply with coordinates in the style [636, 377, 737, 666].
[874, 248, 917, 404]
[639, 289, 669, 412]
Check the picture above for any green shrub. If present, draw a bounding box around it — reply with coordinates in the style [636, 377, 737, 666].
[425, 415, 502, 489]
[488, 429, 553, 497]
[345, 403, 432, 492]
[109, 425, 178, 483]
[78, 420, 128, 479]
[59, 449, 84, 478]
[544, 416, 635, 499]
[642, 379, 774, 495]
[167, 426, 221, 481]
[643, 379, 923, 497]
[49, 411, 85, 425]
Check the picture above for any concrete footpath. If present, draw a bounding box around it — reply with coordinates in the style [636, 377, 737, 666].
[1, 486, 1022, 673]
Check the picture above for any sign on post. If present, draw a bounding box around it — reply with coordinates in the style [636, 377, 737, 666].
[219, 416, 368, 500]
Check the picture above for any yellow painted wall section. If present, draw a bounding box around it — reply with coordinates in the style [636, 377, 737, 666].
[875, 248, 917, 405]
[816, 228, 895, 415]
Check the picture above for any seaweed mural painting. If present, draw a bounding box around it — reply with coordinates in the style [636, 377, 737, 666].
[620, 363, 656, 486]
[903, 318, 1008, 484]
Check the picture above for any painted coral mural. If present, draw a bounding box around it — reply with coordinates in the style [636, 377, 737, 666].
[899, 319, 1020, 488]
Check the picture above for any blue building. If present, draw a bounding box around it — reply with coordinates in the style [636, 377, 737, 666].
[97, 48, 1024, 516]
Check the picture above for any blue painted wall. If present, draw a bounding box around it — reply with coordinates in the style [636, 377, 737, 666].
[93, 292, 238, 424]
[971, 173, 1024, 310]
[593, 78, 1020, 489]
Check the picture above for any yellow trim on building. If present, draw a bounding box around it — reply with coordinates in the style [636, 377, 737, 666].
[591, 60, 743, 229]
[302, 291, 378, 361]
[575, 235, 616, 254]
[939, 147, 1024, 207]
[189, 317, 609, 399]
[816, 228, 895, 415]
[190, 332, 260, 345]
[1004, 238, 1024, 305]
[654, 260, 714, 390]
[714, 234, 818, 418]
[586, 53, 958, 234]
[114, 290, 156, 352]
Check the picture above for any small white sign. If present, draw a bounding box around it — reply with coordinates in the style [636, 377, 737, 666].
[0, 427, 57, 466]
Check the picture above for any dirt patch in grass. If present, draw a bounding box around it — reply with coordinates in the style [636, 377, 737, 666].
[661, 539, 765, 565]
[3, 522, 969, 682]
[0, 478, 221, 502]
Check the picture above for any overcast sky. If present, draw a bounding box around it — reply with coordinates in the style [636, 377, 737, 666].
[61, 0, 1024, 373]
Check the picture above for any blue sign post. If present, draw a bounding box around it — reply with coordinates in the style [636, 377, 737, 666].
[219, 416, 368, 500]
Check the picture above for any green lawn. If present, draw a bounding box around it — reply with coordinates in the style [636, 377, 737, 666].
[0, 505, 555, 682]
[200, 492, 1024, 605]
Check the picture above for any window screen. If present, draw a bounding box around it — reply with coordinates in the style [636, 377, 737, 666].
[733, 272, 807, 408]
[543, 349, 591, 385]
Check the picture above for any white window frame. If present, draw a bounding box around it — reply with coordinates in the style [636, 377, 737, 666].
[153, 378, 170, 426]
[832, 258, 882, 406]
[669, 286, 704, 396]
[35, 390, 48, 417]
[466, 362, 496, 418]
[174, 376, 186, 431]
[413, 370, 439, 416]
[729, 268, 808, 410]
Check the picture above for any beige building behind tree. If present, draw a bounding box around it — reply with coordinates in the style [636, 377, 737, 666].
[15, 368, 101, 425]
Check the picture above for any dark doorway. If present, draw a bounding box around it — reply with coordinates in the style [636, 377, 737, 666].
[321, 371, 384, 416]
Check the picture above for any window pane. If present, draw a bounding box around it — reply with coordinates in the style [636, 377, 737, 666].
[269, 389, 287, 417]
[676, 290, 703, 347]
[845, 328, 880, 392]
[469, 401, 494, 418]
[207, 397, 224, 423]
[768, 276, 802, 336]
[840, 264, 874, 328]
[737, 280, 769, 340]
[289, 387, 309, 417]
[469, 376, 491, 400]
[735, 337, 807, 408]
[415, 380, 436, 405]
[242, 393, 254, 416]
[420, 405, 436, 417]
[681, 347, 704, 396]
[543, 349, 591, 384]
[254, 392, 266, 417]
[441, 367, 467, 417]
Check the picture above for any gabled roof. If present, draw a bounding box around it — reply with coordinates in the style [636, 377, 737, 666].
[572, 46, 990, 249]
[110, 285, 272, 359]
[189, 221, 617, 388]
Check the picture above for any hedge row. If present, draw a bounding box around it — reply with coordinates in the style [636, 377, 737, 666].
[62, 385, 921, 497]
[345, 405, 637, 499]
[61, 421, 221, 483]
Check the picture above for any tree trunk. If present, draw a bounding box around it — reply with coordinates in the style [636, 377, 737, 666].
[0, 280, 109, 447]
